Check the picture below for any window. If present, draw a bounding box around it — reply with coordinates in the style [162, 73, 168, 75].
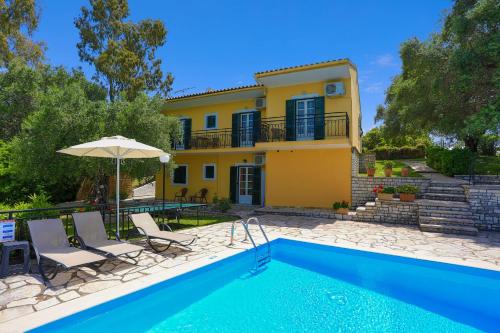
[203, 164, 216, 180]
[172, 165, 188, 185]
[204, 113, 218, 129]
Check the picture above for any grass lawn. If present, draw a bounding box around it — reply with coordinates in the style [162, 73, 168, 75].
[359, 160, 422, 177]
[475, 155, 500, 175]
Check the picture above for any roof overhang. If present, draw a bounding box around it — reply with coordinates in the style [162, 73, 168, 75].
[164, 86, 265, 110]
[255, 60, 352, 87]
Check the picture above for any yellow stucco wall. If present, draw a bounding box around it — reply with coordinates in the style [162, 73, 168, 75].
[265, 148, 352, 208]
[155, 152, 256, 202]
[162, 99, 256, 132]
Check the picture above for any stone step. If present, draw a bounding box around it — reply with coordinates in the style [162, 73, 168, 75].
[419, 208, 473, 219]
[419, 216, 475, 227]
[419, 223, 478, 236]
[423, 193, 467, 202]
[430, 181, 466, 188]
[427, 186, 465, 194]
[418, 200, 471, 212]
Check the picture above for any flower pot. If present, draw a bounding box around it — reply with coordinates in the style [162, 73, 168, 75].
[367, 168, 375, 177]
[377, 193, 394, 201]
[384, 168, 393, 177]
[399, 193, 416, 202]
[335, 208, 349, 215]
[401, 167, 410, 177]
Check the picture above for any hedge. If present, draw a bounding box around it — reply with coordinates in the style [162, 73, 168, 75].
[372, 144, 426, 160]
[426, 146, 474, 176]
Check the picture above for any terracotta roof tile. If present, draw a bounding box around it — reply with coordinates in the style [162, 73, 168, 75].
[254, 58, 351, 76]
[166, 84, 263, 101]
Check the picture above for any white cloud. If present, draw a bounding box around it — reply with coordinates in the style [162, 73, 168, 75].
[363, 81, 384, 94]
[371, 54, 397, 67]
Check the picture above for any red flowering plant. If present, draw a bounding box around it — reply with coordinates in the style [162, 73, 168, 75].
[372, 184, 395, 194]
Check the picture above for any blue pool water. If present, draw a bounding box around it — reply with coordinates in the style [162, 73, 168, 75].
[31, 239, 500, 333]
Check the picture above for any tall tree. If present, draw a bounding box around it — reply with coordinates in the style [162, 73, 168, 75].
[75, 0, 173, 101]
[0, 0, 44, 67]
[376, 0, 499, 151]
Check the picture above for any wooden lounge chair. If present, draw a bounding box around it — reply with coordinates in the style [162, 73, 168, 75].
[72, 211, 144, 261]
[175, 188, 188, 203]
[28, 219, 107, 283]
[190, 188, 208, 203]
[129, 213, 197, 253]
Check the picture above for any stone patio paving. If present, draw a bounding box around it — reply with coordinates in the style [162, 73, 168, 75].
[1, 214, 500, 325]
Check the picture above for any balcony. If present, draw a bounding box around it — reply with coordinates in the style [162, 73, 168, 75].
[173, 112, 349, 150]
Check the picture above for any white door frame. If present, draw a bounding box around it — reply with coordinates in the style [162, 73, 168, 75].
[238, 166, 253, 204]
[296, 99, 315, 140]
[239, 112, 254, 147]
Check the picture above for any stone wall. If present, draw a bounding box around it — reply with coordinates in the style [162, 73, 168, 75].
[359, 153, 375, 173]
[455, 175, 500, 185]
[464, 185, 500, 231]
[351, 149, 360, 177]
[351, 176, 431, 207]
[353, 199, 418, 225]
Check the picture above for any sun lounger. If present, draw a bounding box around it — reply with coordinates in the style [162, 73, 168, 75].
[129, 213, 197, 252]
[28, 219, 107, 282]
[72, 211, 144, 260]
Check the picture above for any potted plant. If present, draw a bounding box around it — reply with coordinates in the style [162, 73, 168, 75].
[397, 184, 419, 202]
[373, 185, 395, 201]
[333, 201, 350, 214]
[383, 161, 393, 177]
[366, 162, 376, 177]
[401, 166, 410, 177]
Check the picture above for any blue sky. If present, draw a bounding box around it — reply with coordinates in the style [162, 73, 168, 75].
[34, 0, 452, 132]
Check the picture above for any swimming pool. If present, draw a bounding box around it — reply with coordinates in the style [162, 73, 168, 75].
[30, 238, 500, 332]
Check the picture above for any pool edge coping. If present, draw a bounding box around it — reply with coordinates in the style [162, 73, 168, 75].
[1, 234, 499, 332]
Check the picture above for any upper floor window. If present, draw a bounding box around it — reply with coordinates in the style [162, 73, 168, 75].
[204, 113, 218, 130]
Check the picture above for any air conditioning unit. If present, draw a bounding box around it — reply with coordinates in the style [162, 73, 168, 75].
[254, 154, 265, 166]
[255, 97, 266, 109]
[325, 82, 345, 97]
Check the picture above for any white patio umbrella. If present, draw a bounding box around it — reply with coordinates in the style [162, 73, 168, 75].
[58, 135, 167, 237]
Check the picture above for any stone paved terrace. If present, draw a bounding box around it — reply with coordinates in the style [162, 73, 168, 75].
[1, 215, 500, 329]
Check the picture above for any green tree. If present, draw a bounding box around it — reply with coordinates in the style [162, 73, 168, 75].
[362, 127, 386, 151]
[0, 59, 107, 140]
[0, 0, 44, 67]
[376, 0, 500, 151]
[75, 0, 173, 101]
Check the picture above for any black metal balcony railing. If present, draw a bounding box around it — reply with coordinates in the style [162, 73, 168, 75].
[173, 112, 349, 150]
[260, 112, 349, 142]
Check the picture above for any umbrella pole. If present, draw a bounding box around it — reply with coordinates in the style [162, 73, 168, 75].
[116, 156, 120, 238]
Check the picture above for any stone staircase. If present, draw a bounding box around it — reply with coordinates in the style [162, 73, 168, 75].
[418, 182, 478, 236]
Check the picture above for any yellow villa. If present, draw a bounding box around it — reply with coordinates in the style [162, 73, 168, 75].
[156, 59, 362, 208]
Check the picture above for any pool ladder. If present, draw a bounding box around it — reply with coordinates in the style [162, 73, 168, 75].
[230, 217, 271, 269]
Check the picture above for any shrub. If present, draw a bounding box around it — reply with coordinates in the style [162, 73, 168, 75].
[397, 184, 419, 194]
[214, 197, 231, 213]
[373, 145, 426, 160]
[384, 161, 393, 169]
[478, 134, 498, 156]
[426, 146, 474, 176]
[332, 201, 349, 210]
[366, 162, 375, 169]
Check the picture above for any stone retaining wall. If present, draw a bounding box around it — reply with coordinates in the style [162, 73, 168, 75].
[455, 175, 500, 185]
[351, 176, 431, 207]
[353, 199, 418, 225]
[359, 153, 375, 173]
[464, 185, 500, 231]
[351, 149, 360, 177]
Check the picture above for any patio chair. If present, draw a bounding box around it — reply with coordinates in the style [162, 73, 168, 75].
[190, 188, 208, 203]
[72, 211, 144, 261]
[129, 213, 197, 253]
[175, 188, 188, 203]
[27, 219, 107, 283]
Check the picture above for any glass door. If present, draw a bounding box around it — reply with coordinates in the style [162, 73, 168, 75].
[240, 113, 254, 147]
[238, 166, 253, 204]
[296, 99, 315, 140]
[177, 119, 186, 149]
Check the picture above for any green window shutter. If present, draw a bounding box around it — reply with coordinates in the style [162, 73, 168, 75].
[252, 111, 261, 145]
[231, 113, 240, 147]
[285, 100, 296, 141]
[314, 96, 325, 140]
[229, 166, 238, 203]
[183, 118, 192, 149]
[252, 166, 261, 205]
